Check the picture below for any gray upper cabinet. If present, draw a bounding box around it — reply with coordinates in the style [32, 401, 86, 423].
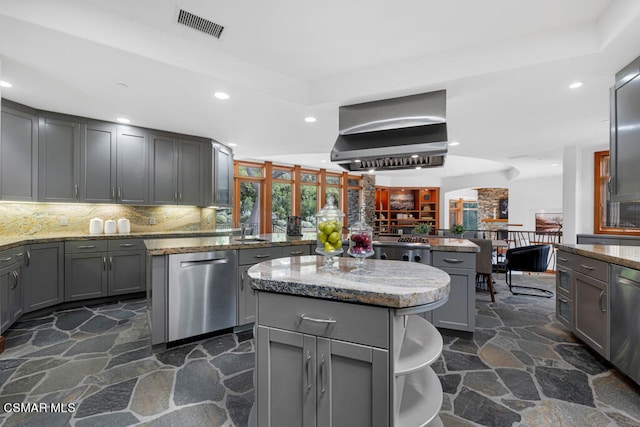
[117, 127, 148, 204]
[213, 142, 233, 207]
[38, 115, 81, 202]
[81, 123, 148, 204]
[81, 121, 117, 203]
[0, 103, 38, 201]
[150, 134, 205, 206]
[610, 54, 640, 202]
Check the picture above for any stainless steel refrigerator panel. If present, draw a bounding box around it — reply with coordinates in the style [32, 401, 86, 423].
[168, 251, 237, 342]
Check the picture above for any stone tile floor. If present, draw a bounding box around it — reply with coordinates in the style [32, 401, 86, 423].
[0, 273, 638, 426]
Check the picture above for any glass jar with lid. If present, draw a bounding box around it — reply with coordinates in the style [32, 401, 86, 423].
[315, 195, 344, 264]
[347, 217, 375, 270]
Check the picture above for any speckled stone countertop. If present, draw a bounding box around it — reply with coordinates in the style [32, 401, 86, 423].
[0, 229, 239, 252]
[247, 255, 450, 308]
[556, 243, 640, 270]
[145, 233, 316, 255]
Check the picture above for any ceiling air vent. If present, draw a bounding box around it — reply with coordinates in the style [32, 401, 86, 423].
[177, 9, 224, 39]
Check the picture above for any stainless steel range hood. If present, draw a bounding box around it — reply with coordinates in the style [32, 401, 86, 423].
[331, 90, 448, 171]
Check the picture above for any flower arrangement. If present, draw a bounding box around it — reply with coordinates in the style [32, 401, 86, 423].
[450, 224, 466, 235]
[413, 223, 432, 235]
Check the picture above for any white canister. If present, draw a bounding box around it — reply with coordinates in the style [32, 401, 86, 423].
[89, 218, 104, 235]
[117, 218, 131, 234]
[104, 219, 117, 234]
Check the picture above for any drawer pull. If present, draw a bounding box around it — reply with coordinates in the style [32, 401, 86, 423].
[15, 252, 24, 258]
[78, 245, 97, 249]
[1, 257, 12, 262]
[299, 313, 336, 324]
[443, 258, 464, 264]
[558, 257, 569, 262]
[254, 254, 271, 259]
[579, 264, 595, 271]
[119, 243, 134, 247]
[288, 250, 304, 255]
[558, 297, 569, 303]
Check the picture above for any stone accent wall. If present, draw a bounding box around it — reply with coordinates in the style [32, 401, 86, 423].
[0, 203, 218, 236]
[362, 175, 376, 226]
[477, 188, 509, 231]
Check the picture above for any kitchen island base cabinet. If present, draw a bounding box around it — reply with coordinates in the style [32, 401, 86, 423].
[574, 272, 609, 358]
[430, 251, 475, 332]
[257, 326, 389, 427]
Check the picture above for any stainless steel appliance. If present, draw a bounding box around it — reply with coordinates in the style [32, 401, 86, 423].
[331, 91, 448, 172]
[373, 235, 431, 264]
[610, 265, 640, 384]
[168, 250, 237, 341]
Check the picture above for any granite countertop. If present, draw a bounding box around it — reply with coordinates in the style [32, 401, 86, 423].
[247, 255, 450, 309]
[0, 229, 239, 252]
[556, 243, 640, 270]
[417, 237, 479, 252]
[145, 233, 316, 255]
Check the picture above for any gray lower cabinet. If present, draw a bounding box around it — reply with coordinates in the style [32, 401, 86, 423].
[238, 245, 312, 325]
[574, 271, 609, 358]
[23, 242, 64, 313]
[430, 251, 475, 332]
[0, 103, 38, 201]
[150, 134, 206, 206]
[38, 115, 81, 202]
[64, 239, 146, 301]
[257, 326, 388, 427]
[0, 248, 25, 333]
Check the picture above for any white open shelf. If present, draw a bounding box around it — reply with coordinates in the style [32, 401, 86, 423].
[397, 366, 443, 427]
[396, 314, 443, 376]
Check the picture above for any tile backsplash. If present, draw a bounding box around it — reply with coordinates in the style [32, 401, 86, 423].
[0, 203, 223, 236]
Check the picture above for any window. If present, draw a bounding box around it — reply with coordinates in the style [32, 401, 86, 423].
[449, 198, 478, 230]
[234, 160, 361, 233]
[594, 151, 640, 234]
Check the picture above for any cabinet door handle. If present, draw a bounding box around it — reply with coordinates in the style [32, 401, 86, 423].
[103, 256, 107, 270]
[109, 256, 113, 270]
[599, 290, 606, 313]
[112, 187, 116, 199]
[253, 254, 271, 259]
[443, 258, 464, 264]
[240, 271, 245, 290]
[78, 245, 97, 249]
[305, 351, 312, 392]
[26, 250, 31, 266]
[74, 184, 79, 199]
[11, 271, 19, 289]
[118, 187, 122, 200]
[558, 297, 569, 303]
[174, 192, 178, 201]
[179, 192, 182, 202]
[558, 257, 568, 262]
[119, 243, 134, 248]
[580, 264, 595, 271]
[300, 314, 336, 324]
[320, 355, 326, 394]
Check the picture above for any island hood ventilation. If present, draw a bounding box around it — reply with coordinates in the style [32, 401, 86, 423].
[331, 90, 448, 172]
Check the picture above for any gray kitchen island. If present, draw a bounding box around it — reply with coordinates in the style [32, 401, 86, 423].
[248, 255, 450, 427]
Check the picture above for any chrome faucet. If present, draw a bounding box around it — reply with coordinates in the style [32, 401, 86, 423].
[241, 224, 247, 240]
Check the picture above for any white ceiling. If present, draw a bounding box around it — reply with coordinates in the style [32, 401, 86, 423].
[1, 0, 639, 183]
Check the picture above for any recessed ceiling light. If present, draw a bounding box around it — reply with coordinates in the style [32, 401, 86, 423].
[304, 116, 317, 123]
[448, 141, 460, 146]
[354, 159, 361, 163]
[0, 80, 13, 88]
[415, 166, 422, 170]
[551, 163, 559, 167]
[569, 82, 583, 89]
[227, 142, 237, 147]
[411, 154, 419, 158]
[116, 117, 131, 124]
[368, 169, 375, 174]
[116, 82, 129, 88]
[320, 159, 327, 163]
[214, 92, 230, 100]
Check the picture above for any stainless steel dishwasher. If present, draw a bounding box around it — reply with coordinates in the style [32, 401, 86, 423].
[610, 264, 640, 385]
[168, 250, 237, 341]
